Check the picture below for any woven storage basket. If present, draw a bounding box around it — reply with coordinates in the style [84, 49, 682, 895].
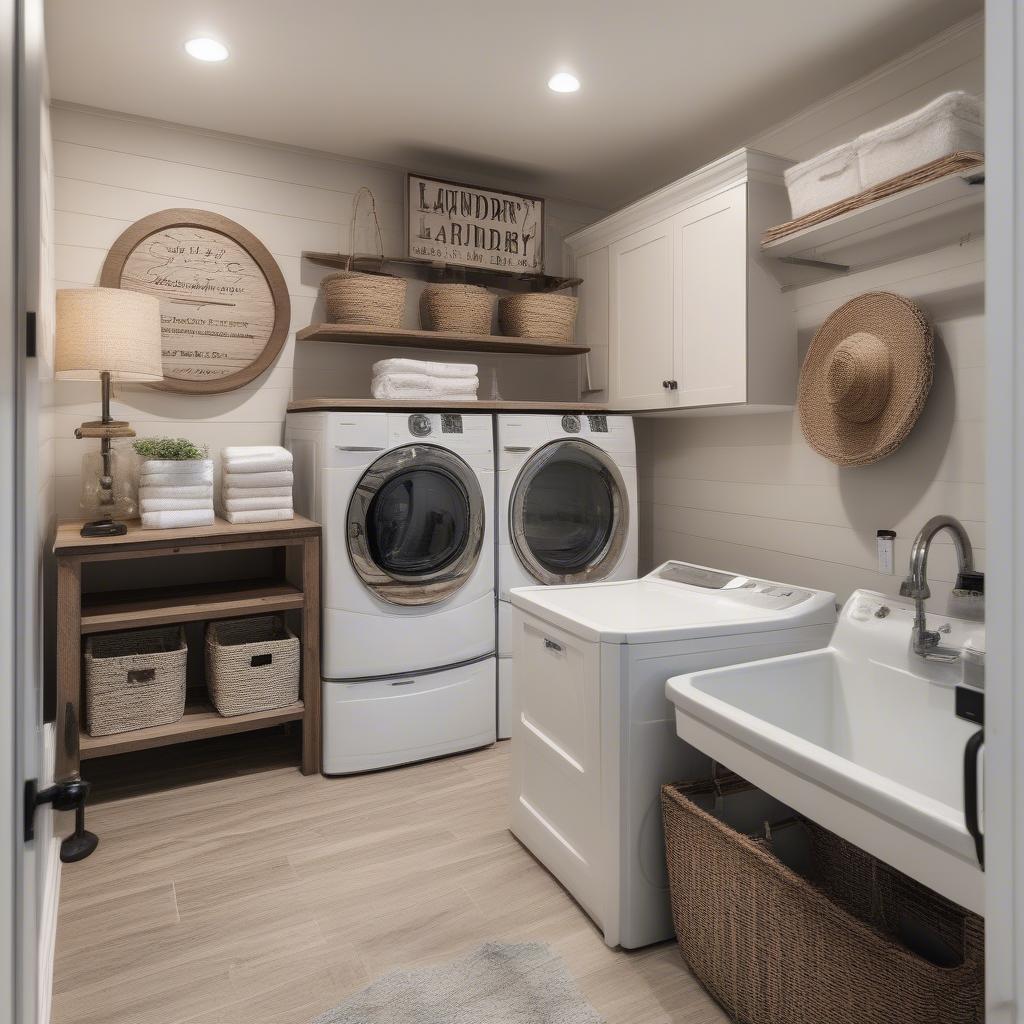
[498, 293, 578, 342]
[323, 186, 407, 328]
[84, 626, 187, 736]
[420, 284, 494, 334]
[205, 615, 300, 717]
[661, 776, 984, 1024]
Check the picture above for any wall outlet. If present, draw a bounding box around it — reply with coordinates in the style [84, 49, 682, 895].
[876, 530, 896, 575]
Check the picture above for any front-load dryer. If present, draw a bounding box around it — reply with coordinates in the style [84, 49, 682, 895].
[496, 412, 637, 737]
[286, 409, 496, 773]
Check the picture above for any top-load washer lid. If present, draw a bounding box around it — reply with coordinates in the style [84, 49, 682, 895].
[510, 438, 629, 585]
[348, 444, 484, 606]
[509, 560, 837, 644]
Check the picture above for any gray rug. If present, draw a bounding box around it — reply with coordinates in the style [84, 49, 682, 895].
[312, 942, 605, 1024]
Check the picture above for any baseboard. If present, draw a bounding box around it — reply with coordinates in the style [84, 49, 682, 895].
[37, 834, 61, 1024]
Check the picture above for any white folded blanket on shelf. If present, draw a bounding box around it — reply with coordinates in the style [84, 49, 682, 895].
[221, 508, 294, 525]
[222, 496, 293, 512]
[141, 509, 215, 530]
[371, 374, 479, 402]
[139, 497, 215, 512]
[139, 459, 215, 483]
[138, 484, 214, 500]
[221, 446, 293, 475]
[372, 358, 478, 379]
[222, 485, 292, 499]
[222, 470, 294, 489]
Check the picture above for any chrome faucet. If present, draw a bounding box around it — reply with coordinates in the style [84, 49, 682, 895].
[899, 515, 983, 662]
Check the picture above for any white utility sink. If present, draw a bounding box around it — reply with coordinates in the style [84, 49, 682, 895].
[666, 589, 985, 914]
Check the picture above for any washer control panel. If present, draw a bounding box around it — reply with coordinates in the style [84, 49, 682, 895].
[408, 413, 432, 437]
[441, 413, 463, 434]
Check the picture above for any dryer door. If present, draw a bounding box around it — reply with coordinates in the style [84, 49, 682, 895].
[348, 445, 485, 606]
[511, 439, 629, 585]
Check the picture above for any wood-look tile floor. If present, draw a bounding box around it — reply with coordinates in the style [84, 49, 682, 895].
[53, 735, 728, 1024]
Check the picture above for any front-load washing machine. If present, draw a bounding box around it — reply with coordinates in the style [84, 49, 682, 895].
[508, 560, 836, 948]
[496, 412, 637, 738]
[286, 409, 496, 774]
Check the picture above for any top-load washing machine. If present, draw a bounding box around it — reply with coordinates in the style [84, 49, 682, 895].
[286, 409, 496, 774]
[507, 560, 836, 948]
[496, 412, 637, 737]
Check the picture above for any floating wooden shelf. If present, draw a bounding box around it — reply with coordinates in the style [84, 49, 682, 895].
[80, 700, 306, 760]
[303, 251, 581, 293]
[287, 398, 609, 413]
[761, 163, 984, 280]
[297, 322, 588, 356]
[81, 578, 305, 634]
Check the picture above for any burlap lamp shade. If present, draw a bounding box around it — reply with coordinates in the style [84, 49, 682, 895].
[797, 292, 933, 468]
[55, 287, 163, 381]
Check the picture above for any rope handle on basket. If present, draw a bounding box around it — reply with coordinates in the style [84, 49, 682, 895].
[347, 186, 386, 273]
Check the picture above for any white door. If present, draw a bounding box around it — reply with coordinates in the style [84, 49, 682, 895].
[609, 220, 675, 408]
[673, 183, 748, 408]
[984, 2, 1023, 1021]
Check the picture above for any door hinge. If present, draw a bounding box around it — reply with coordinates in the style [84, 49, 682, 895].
[25, 310, 36, 358]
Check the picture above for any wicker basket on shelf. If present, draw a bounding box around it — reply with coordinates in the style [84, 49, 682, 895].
[420, 284, 494, 334]
[205, 615, 300, 717]
[499, 292, 578, 342]
[661, 776, 984, 1024]
[323, 187, 407, 328]
[84, 626, 187, 736]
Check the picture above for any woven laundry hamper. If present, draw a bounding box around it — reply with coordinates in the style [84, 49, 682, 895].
[323, 187, 407, 328]
[420, 284, 494, 334]
[499, 293, 578, 342]
[661, 776, 984, 1024]
[84, 626, 187, 736]
[205, 615, 300, 716]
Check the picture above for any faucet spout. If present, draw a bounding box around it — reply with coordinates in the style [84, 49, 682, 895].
[900, 515, 980, 662]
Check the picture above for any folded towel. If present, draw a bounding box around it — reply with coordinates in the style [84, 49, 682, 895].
[222, 485, 292, 499]
[138, 484, 214, 500]
[221, 508, 294, 525]
[222, 470, 294, 489]
[372, 372, 479, 394]
[371, 376, 479, 402]
[138, 471, 214, 487]
[141, 509, 215, 530]
[139, 497, 215, 512]
[372, 358, 478, 380]
[221, 446, 293, 475]
[140, 460, 214, 483]
[222, 496, 293, 512]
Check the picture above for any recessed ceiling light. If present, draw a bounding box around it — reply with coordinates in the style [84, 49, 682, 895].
[185, 38, 229, 62]
[548, 72, 580, 94]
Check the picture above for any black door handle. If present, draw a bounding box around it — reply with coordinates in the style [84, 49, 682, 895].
[964, 728, 984, 869]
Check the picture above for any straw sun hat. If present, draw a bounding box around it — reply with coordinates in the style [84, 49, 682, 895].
[798, 291, 933, 467]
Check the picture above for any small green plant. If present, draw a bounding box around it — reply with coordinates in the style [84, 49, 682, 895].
[132, 437, 209, 461]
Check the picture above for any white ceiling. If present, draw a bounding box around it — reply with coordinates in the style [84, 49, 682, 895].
[45, 0, 981, 209]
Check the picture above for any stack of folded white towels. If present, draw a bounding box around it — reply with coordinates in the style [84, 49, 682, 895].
[138, 459, 215, 530]
[220, 446, 294, 524]
[371, 358, 479, 402]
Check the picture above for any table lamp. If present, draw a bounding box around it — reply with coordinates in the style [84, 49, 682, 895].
[55, 288, 164, 537]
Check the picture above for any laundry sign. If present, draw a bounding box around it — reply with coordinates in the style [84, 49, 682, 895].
[407, 174, 544, 274]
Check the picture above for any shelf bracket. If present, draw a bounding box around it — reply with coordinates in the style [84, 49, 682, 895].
[777, 255, 850, 272]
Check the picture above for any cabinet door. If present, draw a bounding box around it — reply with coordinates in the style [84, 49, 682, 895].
[673, 184, 748, 407]
[609, 221, 675, 408]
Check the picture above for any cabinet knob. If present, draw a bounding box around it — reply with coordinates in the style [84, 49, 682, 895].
[662, 380, 670, 389]
[663, 380, 678, 390]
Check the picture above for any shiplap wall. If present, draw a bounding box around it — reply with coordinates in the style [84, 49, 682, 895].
[50, 104, 605, 519]
[640, 14, 985, 607]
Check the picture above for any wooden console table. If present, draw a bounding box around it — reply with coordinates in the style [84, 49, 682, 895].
[53, 515, 321, 779]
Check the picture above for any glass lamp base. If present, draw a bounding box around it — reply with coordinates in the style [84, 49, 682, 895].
[79, 444, 139, 522]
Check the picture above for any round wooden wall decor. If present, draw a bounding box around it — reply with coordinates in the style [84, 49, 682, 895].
[100, 208, 291, 395]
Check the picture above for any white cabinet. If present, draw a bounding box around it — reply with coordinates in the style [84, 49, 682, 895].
[566, 149, 795, 413]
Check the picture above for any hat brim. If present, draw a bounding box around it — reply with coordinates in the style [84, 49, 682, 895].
[798, 291, 933, 467]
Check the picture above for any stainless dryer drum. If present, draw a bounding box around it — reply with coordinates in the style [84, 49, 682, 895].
[348, 444, 485, 606]
[510, 438, 629, 586]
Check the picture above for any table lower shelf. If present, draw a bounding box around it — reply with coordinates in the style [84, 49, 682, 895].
[79, 700, 306, 759]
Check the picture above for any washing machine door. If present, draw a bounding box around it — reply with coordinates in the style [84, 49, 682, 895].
[511, 438, 629, 585]
[348, 444, 484, 606]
